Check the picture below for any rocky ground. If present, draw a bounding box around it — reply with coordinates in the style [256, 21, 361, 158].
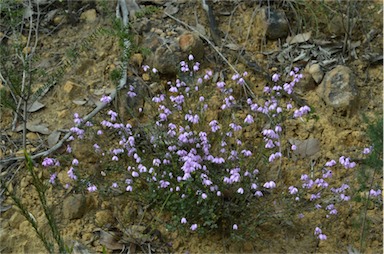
[0, 0, 383, 253]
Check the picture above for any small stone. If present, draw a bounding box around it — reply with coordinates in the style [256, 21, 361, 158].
[80, 9, 97, 23]
[130, 53, 143, 67]
[142, 73, 150, 81]
[53, 15, 65, 25]
[95, 210, 114, 227]
[316, 65, 358, 112]
[308, 63, 324, 84]
[62, 194, 87, 220]
[26, 132, 38, 140]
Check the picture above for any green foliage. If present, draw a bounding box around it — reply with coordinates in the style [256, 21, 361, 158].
[363, 115, 383, 171]
[135, 5, 160, 18]
[2, 152, 68, 253]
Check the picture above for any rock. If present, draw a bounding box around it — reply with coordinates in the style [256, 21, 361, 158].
[95, 210, 114, 227]
[143, 31, 204, 75]
[80, 9, 97, 23]
[308, 63, 324, 84]
[316, 65, 358, 112]
[264, 8, 289, 40]
[178, 32, 204, 60]
[62, 194, 87, 220]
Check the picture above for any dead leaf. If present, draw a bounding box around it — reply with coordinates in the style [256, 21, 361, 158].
[224, 43, 241, 51]
[47, 131, 60, 148]
[93, 88, 115, 96]
[27, 101, 45, 112]
[163, 3, 178, 16]
[27, 123, 50, 134]
[72, 99, 88, 105]
[93, 229, 124, 251]
[289, 138, 320, 158]
[286, 32, 311, 45]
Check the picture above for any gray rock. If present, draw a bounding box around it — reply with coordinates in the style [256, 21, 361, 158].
[316, 65, 358, 112]
[265, 8, 289, 40]
[62, 194, 87, 220]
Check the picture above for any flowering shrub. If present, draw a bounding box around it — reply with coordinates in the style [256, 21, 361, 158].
[42, 55, 382, 243]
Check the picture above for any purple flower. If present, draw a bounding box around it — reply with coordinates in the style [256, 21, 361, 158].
[153, 158, 161, 166]
[293, 105, 311, 118]
[217, 81, 225, 88]
[241, 150, 252, 157]
[72, 159, 79, 166]
[132, 171, 139, 177]
[190, 224, 197, 231]
[268, 152, 282, 162]
[201, 193, 207, 199]
[340, 193, 350, 201]
[181, 217, 187, 224]
[111, 182, 118, 188]
[204, 70, 212, 80]
[322, 170, 333, 178]
[369, 189, 382, 197]
[237, 188, 244, 194]
[272, 73, 280, 82]
[363, 147, 373, 154]
[318, 234, 327, 240]
[67, 167, 77, 180]
[100, 95, 112, 103]
[310, 192, 321, 201]
[314, 227, 322, 235]
[254, 191, 263, 197]
[233, 224, 238, 230]
[188, 54, 194, 61]
[263, 181, 276, 189]
[42, 157, 55, 167]
[126, 185, 133, 192]
[209, 120, 220, 132]
[49, 173, 57, 184]
[291, 144, 297, 151]
[325, 160, 336, 167]
[87, 185, 97, 192]
[127, 91, 136, 97]
[288, 186, 298, 195]
[244, 114, 254, 124]
[152, 68, 158, 73]
[339, 156, 356, 169]
[142, 65, 150, 71]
